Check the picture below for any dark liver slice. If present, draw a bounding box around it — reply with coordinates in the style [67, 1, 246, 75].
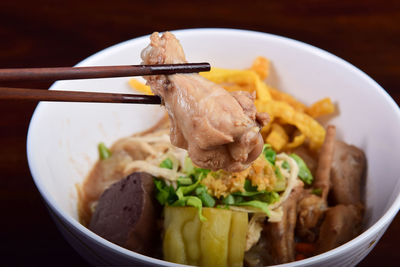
[89, 172, 159, 256]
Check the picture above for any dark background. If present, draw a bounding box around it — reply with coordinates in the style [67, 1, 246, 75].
[0, 0, 399, 266]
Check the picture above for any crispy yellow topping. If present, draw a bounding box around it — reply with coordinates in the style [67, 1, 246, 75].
[201, 156, 276, 198]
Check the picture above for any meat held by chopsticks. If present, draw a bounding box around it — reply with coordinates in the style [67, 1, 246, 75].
[141, 32, 269, 172]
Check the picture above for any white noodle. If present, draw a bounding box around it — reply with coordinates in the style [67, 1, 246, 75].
[134, 142, 158, 156]
[173, 149, 189, 168]
[125, 134, 171, 144]
[246, 213, 265, 251]
[269, 153, 299, 210]
[123, 160, 184, 181]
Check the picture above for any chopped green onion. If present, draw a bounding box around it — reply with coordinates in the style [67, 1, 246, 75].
[193, 184, 216, 207]
[262, 144, 276, 164]
[193, 167, 210, 180]
[154, 179, 169, 205]
[311, 188, 322, 196]
[160, 158, 173, 169]
[177, 177, 193, 186]
[194, 185, 207, 195]
[222, 194, 235, 205]
[98, 142, 111, 160]
[262, 144, 271, 150]
[154, 179, 176, 205]
[290, 153, 313, 185]
[176, 177, 201, 199]
[244, 179, 258, 192]
[282, 160, 290, 170]
[275, 166, 283, 179]
[183, 156, 195, 175]
[198, 191, 216, 207]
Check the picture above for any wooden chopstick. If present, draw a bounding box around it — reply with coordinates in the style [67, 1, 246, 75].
[0, 87, 162, 104]
[0, 63, 210, 81]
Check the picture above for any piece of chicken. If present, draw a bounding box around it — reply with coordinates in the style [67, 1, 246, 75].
[330, 141, 366, 205]
[316, 204, 363, 253]
[141, 32, 269, 172]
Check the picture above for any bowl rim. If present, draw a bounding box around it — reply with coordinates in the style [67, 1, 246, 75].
[27, 27, 400, 266]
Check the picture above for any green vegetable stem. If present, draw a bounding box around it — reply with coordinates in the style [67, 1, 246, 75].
[160, 158, 173, 169]
[290, 153, 313, 185]
[98, 142, 111, 160]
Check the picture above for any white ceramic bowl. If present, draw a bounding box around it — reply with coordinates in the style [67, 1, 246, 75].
[27, 28, 400, 266]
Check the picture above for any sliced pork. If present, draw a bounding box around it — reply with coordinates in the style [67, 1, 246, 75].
[330, 141, 366, 205]
[141, 32, 269, 172]
[317, 204, 363, 253]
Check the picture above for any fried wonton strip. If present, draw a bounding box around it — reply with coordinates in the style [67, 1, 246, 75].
[200, 68, 255, 84]
[128, 78, 153, 95]
[314, 125, 336, 199]
[286, 134, 306, 149]
[306, 97, 335, 118]
[268, 87, 307, 112]
[257, 82, 273, 101]
[249, 56, 270, 80]
[260, 120, 274, 140]
[200, 67, 272, 100]
[255, 100, 326, 150]
[266, 123, 289, 151]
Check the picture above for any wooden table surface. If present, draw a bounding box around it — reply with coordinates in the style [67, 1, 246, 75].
[1, 0, 399, 266]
